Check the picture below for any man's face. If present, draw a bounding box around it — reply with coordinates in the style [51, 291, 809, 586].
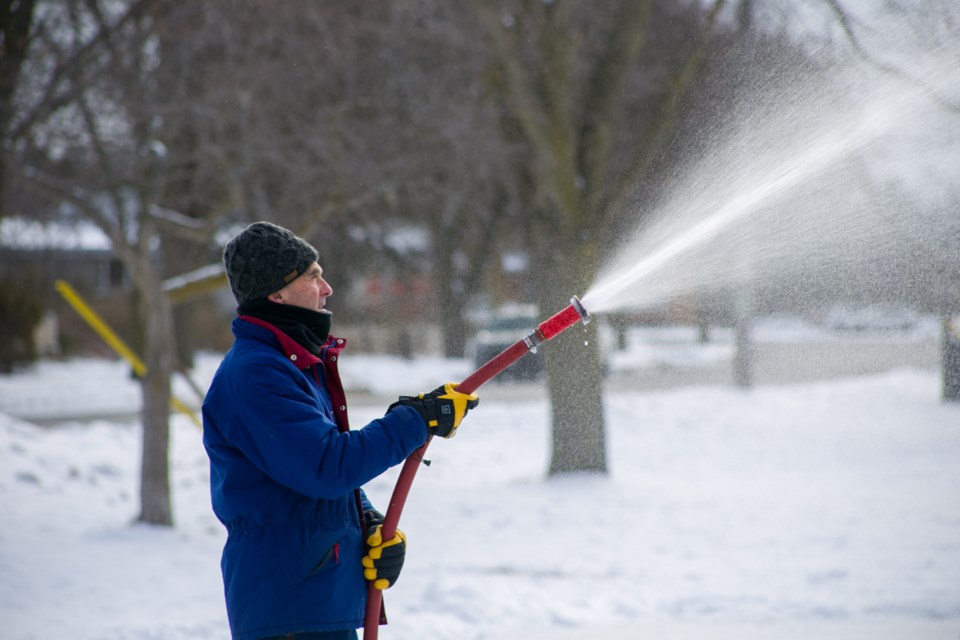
[267, 262, 333, 312]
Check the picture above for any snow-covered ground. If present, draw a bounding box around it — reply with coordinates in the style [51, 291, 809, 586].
[1, 321, 958, 639]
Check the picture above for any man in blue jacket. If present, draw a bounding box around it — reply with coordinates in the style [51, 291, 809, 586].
[202, 222, 478, 640]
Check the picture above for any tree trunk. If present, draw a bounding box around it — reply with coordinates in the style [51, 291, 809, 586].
[434, 222, 469, 358]
[538, 238, 607, 475]
[545, 317, 607, 474]
[733, 243, 755, 388]
[0, 0, 36, 217]
[441, 306, 469, 358]
[943, 316, 960, 402]
[136, 273, 176, 526]
[173, 300, 196, 369]
[733, 315, 753, 389]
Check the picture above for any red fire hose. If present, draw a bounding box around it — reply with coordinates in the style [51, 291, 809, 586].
[363, 296, 591, 638]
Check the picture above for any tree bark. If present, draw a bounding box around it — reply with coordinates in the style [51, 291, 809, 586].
[136, 265, 176, 526]
[538, 234, 607, 475]
[733, 283, 754, 389]
[0, 0, 37, 215]
[545, 317, 607, 474]
[943, 316, 960, 403]
[434, 196, 470, 358]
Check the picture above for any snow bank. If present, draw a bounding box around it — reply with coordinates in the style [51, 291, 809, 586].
[2, 362, 958, 639]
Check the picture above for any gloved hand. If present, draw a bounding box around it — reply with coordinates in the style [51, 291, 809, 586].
[362, 511, 407, 590]
[390, 383, 479, 439]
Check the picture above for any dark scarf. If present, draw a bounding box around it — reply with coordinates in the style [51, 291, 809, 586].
[238, 299, 332, 356]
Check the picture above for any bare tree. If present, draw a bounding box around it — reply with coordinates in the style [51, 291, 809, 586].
[6, 1, 439, 524]
[7, 0, 227, 525]
[465, 1, 738, 474]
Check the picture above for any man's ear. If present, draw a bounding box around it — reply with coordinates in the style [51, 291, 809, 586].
[267, 291, 284, 304]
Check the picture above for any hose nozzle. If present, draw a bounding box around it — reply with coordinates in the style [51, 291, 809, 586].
[570, 295, 591, 325]
[457, 294, 593, 394]
[536, 295, 592, 341]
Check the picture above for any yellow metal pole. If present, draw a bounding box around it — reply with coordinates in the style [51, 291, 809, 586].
[55, 280, 147, 377]
[54, 280, 202, 428]
[170, 397, 201, 427]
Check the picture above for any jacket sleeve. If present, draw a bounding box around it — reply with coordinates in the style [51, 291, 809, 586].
[220, 359, 427, 500]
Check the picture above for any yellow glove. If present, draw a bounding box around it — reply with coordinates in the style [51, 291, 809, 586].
[362, 524, 407, 590]
[390, 383, 480, 438]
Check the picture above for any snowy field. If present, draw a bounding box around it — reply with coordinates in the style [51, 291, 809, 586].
[1, 321, 959, 640]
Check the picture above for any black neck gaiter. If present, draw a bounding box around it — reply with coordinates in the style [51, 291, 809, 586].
[238, 299, 332, 356]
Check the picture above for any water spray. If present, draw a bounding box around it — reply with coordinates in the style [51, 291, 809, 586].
[579, 81, 933, 317]
[364, 296, 591, 638]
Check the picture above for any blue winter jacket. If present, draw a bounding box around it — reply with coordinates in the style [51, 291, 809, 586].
[201, 316, 427, 639]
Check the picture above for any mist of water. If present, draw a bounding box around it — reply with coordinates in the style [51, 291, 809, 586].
[581, 40, 959, 317]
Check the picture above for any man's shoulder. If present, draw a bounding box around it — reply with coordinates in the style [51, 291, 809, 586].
[206, 340, 298, 408]
[224, 336, 290, 370]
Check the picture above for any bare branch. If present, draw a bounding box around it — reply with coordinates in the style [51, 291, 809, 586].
[822, 0, 960, 112]
[147, 204, 217, 244]
[9, 0, 159, 140]
[11, 160, 136, 266]
[473, 4, 555, 163]
[297, 182, 402, 241]
[606, 0, 729, 216]
[579, 0, 652, 219]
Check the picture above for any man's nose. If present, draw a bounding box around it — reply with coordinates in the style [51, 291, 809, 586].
[320, 278, 333, 296]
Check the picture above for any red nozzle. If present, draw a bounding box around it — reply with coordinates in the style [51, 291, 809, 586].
[537, 295, 591, 341]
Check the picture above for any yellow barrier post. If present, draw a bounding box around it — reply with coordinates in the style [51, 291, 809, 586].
[54, 280, 202, 428]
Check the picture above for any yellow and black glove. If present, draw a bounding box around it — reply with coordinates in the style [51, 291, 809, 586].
[390, 383, 479, 439]
[362, 513, 407, 591]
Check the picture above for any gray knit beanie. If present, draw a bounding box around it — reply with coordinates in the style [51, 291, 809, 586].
[223, 222, 319, 305]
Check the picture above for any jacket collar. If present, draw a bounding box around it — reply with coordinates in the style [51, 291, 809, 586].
[238, 315, 323, 369]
